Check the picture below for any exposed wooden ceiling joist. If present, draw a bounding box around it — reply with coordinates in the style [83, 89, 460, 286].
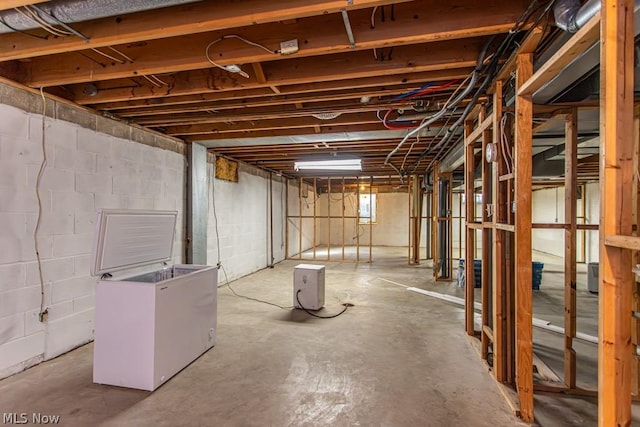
[0, 0, 410, 61]
[15, 0, 523, 87]
[90, 68, 474, 110]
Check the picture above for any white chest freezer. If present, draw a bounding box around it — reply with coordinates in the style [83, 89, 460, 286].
[91, 209, 217, 391]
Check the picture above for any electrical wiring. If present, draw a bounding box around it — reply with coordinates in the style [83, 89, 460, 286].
[400, 134, 419, 172]
[295, 289, 349, 318]
[143, 75, 163, 88]
[501, 113, 515, 174]
[210, 158, 292, 310]
[0, 17, 47, 39]
[15, 6, 72, 37]
[35, 88, 48, 322]
[371, 6, 378, 28]
[91, 48, 126, 64]
[205, 35, 277, 79]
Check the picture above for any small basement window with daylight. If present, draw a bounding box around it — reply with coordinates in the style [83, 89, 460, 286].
[359, 194, 377, 224]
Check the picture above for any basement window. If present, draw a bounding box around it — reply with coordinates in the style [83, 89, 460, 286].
[359, 194, 377, 224]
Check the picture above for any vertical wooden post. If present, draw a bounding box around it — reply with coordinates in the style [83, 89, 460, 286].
[515, 53, 534, 422]
[465, 123, 476, 336]
[433, 164, 440, 279]
[633, 106, 640, 397]
[564, 109, 578, 389]
[599, 0, 634, 424]
[480, 105, 491, 359]
[493, 79, 506, 382]
[408, 179, 413, 264]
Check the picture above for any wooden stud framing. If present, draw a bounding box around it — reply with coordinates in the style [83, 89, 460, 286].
[480, 104, 492, 360]
[465, 120, 477, 336]
[564, 109, 578, 389]
[599, 0, 634, 424]
[492, 79, 506, 382]
[514, 53, 534, 423]
[370, 176, 374, 263]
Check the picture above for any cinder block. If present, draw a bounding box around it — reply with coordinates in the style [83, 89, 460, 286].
[74, 150, 96, 173]
[77, 129, 111, 155]
[28, 211, 74, 236]
[0, 313, 25, 346]
[141, 144, 165, 165]
[124, 197, 154, 210]
[52, 192, 94, 213]
[153, 197, 177, 210]
[0, 135, 44, 165]
[0, 331, 44, 374]
[0, 285, 44, 317]
[0, 237, 23, 264]
[73, 293, 94, 313]
[94, 193, 125, 210]
[115, 139, 142, 162]
[73, 255, 91, 278]
[24, 309, 43, 336]
[112, 174, 139, 196]
[52, 275, 92, 304]
[44, 309, 93, 359]
[53, 145, 74, 170]
[141, 165, 163, 181]
[56, 104, 96, 131]
[0, 105, 29, 139]
[0, 161, 28, 189]
[0, 263, 25, 293]
[20, 234, 53, 262]
[75, 172, 111, 194]
[74, 211, 97, 234]
[165, 152, 186, 170]
[26, 257, 74, 286]
[141, 179, 162, 195]
[52, 233, 92, 258]
[96, 116, 130, 140]
[30, 168, 75, 192]
[0, 213, 26, 240]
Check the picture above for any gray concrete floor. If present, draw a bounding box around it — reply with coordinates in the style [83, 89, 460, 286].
[1, 247, 525, 427]
[1, 246, 635, 426]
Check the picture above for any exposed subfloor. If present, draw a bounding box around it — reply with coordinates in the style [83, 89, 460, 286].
[0, 246, 635, 426]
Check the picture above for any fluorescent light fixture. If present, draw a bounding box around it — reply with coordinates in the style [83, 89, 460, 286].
[294, 159, 362, 171]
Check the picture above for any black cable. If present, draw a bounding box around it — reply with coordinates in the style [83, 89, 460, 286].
[295, 289, 349, 319]
[220, 264, 294, 310]
[0, 17, 48, 39]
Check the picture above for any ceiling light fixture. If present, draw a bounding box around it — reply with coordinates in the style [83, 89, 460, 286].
[294, 159, 362, 171]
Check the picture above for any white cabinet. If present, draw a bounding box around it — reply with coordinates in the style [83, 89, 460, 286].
[91, 210, 217, 391]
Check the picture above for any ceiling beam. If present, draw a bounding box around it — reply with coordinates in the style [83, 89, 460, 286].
[18, 0, 521, 87]
[163, 112, 383, 136]
[0, 0, 410, 61]
[186, 123, 395, 141]
[91, 68, 473, 110]
[70, 41, 479, 104]
[112, 84, 439, 117]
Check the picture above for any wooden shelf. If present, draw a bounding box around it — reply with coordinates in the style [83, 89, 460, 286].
[604, 234, 640, 250]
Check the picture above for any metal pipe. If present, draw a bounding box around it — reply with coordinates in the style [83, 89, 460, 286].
[340, 9, 356, 49]
[0, 0, 201, 35]
[554, 0, 640, 33]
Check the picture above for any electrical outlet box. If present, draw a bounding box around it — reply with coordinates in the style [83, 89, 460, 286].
[280, 39, 299, 55]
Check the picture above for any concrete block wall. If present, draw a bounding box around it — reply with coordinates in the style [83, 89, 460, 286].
[206, 162, 287, 283]
[0, 102, 186, 379]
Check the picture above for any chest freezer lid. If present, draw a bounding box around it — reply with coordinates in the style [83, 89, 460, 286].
[90, 209, 178, 276]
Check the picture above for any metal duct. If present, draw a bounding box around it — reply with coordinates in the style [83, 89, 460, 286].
[554, 0, 600, 33]
[0, 0, 202, 35]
